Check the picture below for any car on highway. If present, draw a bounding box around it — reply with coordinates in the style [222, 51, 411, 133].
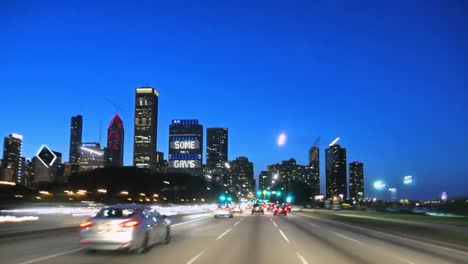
[213, 204, 234, 218]
[232, 205, 243, 214]
[251, 203, 264, 214]
[274, 205, 288, 216]
[79, 204, 171, 253]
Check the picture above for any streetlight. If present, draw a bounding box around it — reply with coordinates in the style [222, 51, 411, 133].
[224, 162, 231, 169]
[97, 189, 107, 194]
[163, 181, 170, 185]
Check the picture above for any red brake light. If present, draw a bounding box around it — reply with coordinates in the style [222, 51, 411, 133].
[121, 219, 140, 228]
[79, 221, 94, 228]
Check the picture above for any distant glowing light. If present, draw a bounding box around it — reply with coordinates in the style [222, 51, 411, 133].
[329, 137, 340, 146]
[373, 181, 386, 190]
[277, 133, 287, 147]
[403, 176, 413, 185]
[441, 192, 448, 201]
[0, 181, 16, 186]
[80, 146, 104, 156]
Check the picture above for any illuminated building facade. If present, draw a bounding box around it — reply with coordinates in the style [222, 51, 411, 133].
[1, 133, 23, 184]
[69, 115, 82, 164]
[349, 161, 364, 200]
[206, 128, 228, 182]
[133, 87, 159, 170]
[325, 144, 347, 199]
[308, 146, 320, 195]
[107, 114, 124, 167]
[79, 142, 105, 172]
[168, 120, 203, 177]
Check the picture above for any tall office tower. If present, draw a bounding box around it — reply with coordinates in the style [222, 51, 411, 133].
[349, 161, 364, 200]
[1, 133, 23, 184]
[308, 146, 320, 195]
[168, 120, 203, 177]
[228, 157, 254, 199]
[33, 145, 63, 183]
[107, 114, 124, 167]
[79, 142, 106, 172]
[69, 115, 83, 164]
[258, 171, 270, 191]
[325, 144, 347, 199]
[206, 128, 228, 170]
[133, 87, 159, 170]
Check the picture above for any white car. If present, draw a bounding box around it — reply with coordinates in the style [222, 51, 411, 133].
[232, 205, 243, 214]
[213, 204, 234, 218]
[79, 204, 171, 253]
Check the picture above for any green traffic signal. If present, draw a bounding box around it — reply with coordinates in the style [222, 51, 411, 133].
[276, 191, 281, 197]
[219, 195, 226, 201]
[227, 197, 232, 202]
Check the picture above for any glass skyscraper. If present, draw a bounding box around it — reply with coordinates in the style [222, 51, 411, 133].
[69, 115, 82, 164]
[107, 113, 124, 167]
[133, 87, 159, 170]
[349, 161, 364, 200]
[325, 144, 347, 199]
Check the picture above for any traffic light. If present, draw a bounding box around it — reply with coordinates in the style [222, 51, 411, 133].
[267, 191, 271, 196]
[276, 191, 281, 197]
[227, 197, 232, 202]
[286, 195, 293, 203]
[219, 195, 226, 202]
[256, 190, 262, 197]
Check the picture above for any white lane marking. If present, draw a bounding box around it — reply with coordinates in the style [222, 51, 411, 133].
[398, 257, 417, 264]
[18, 248, 83, 264]
[278, 229, 290, 244]
[330, 231, 363, 245]
[172, 216, 211, 228]
[308, 222, 320, 228]
[270, 218, 278, 228]
[234, 220, 241, 226]
[186, 250, 205, 264]
[216, 228, 232, 240]
[298, 213, 468, 257]
[296, 252, 309, 264]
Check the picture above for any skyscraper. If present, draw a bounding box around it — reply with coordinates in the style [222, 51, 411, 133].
[79, 142, 106, 172]
[69, 115, 83, 164]
[1, 133, 23, 184]
[258, 171, 270, 191]
[349, 161, 364, 200]
[168, 120, 203, 176]
[325, 144, 347, 199]
[133, 87, 159, 170]
[228, 157, 254, 199]
[206, 128, 228, 180]
[33, 145, 62, 183]
[308, 146, 320, 195]
[107, 113, 124, 167]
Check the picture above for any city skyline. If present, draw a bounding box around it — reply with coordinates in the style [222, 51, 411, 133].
[3, 1, 468, 200]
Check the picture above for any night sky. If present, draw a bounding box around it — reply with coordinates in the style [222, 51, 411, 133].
[2, 0, 468, 200]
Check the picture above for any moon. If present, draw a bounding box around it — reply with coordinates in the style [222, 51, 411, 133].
[277, 133, 287, 147]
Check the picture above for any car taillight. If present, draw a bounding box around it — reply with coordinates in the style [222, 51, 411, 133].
[79, 221, 94, 228]
[121, 219, 140, 228]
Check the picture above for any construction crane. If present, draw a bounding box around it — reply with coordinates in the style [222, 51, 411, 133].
[313, 137, 320, 148]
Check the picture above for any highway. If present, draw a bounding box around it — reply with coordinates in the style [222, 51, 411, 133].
[0, 212, 467, 264]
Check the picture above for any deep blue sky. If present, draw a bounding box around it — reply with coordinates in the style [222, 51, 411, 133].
[2, 0, 468, 200]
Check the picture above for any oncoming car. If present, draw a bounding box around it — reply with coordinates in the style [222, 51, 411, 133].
[79, 204, 171, 253]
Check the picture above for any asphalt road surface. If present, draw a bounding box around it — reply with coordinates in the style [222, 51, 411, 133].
[1, 212, 467, 264]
